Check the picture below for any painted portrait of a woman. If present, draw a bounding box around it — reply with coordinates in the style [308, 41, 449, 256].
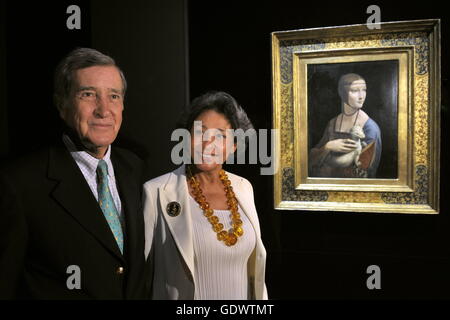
[309, 73, 382, 178]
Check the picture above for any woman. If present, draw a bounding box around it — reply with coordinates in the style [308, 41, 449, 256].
[143, 91, 267, 300]
[309, 73, 382, 178]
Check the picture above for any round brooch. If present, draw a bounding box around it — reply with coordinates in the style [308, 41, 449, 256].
[166, 201, 181, 217]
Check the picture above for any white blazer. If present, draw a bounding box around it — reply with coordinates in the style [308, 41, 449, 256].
[143, 165, 267, 300]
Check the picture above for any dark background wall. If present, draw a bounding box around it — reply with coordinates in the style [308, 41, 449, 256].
[0, 1, 7, 159]
[90, 0, 189, 178]
[1, 0, 188, 180]
[188, 0, 450, 299]
[2, 1, 92, 158]
[1, 0, 449, 299]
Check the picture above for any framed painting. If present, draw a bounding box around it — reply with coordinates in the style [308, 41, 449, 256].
[272, 19, 440, 213]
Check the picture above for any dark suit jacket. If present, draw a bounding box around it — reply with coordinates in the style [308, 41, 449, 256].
[0, 142, 146, 299]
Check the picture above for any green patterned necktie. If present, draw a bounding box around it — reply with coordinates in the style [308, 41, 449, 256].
[96, 160, 124, 254]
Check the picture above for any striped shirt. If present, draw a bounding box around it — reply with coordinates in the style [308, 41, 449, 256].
[62, 134, 123, 216]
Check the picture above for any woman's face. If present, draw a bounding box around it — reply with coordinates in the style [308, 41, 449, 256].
[190, 109, 236, 173]
[346, 79, 367, 109]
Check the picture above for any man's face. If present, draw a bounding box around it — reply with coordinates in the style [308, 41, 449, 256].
[61, 65, 124, 155]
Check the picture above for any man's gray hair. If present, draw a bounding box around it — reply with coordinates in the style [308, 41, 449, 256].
[53, 47, 127, 110]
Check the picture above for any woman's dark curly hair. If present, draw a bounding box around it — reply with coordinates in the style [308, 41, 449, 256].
[177, 91, 254, 133]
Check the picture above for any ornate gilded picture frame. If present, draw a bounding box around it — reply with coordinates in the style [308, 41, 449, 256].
[272, 20, 440, 214]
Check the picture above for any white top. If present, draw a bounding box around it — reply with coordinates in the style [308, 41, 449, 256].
[62, 134, 122, 215]
[189, 195, 256, 300]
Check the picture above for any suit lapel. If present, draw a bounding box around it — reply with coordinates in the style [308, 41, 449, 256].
[158, 166, 195, 278]
[112, 149, 143, 297]
[47, 145, 124, 262]
[111, 149, 140, 261]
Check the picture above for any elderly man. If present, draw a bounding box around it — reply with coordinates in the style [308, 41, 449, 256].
[0, 48, 146, 299]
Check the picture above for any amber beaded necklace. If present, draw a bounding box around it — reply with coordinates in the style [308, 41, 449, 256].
[187, 166, 244, 246]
